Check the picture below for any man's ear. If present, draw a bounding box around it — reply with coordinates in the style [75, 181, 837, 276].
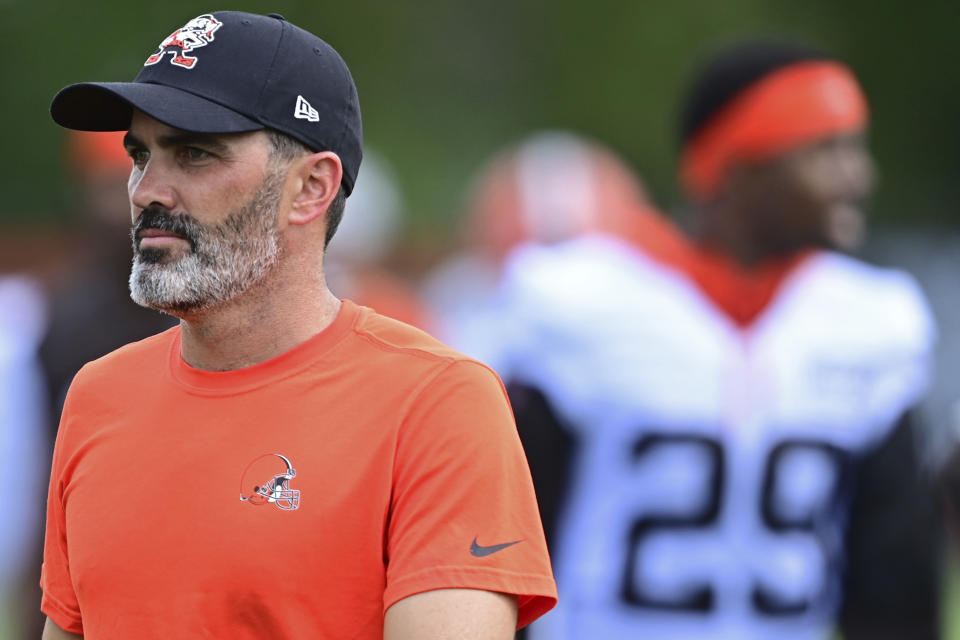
[288, 151, 343, 226]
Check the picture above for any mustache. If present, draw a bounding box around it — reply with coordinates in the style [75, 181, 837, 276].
[132, 206, 200, 251]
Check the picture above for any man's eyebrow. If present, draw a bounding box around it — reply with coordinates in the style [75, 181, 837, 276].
[122, 130, 232, 154]
[158, 132, 231, 153]
[123, 131, 144, 150]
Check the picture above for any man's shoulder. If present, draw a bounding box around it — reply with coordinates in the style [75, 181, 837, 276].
[348, 305, 508, 401]
[75, 326, 179, 386]
[351, 304, 488, 370]
[809, 251, 926, 295]
[799, 252, 934, 337]
[503, 234, 698, 311]
[507, 233, 680, 277]
[498, 235, 707, 342]
[769, 253, 937, 375]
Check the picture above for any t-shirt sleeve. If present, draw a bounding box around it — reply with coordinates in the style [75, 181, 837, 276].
[40, 385, 84, 634]
[384, 359, 558, 629]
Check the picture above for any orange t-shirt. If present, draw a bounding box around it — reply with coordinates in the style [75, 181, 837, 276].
[41, 300, 557, 638]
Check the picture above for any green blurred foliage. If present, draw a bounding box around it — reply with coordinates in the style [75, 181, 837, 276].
[1, 0, 956, 237]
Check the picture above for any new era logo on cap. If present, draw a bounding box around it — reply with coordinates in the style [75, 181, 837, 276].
[295, 95, 319, 122]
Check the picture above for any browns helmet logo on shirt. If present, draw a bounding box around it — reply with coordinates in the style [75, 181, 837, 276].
[143, 14, 222, 69]
[240, 453, 300, 510]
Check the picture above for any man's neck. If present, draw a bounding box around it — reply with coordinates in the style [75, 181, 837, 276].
[694, 201, 769, 269]
[175, 267, 341, 372]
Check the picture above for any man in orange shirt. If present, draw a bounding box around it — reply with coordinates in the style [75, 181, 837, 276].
[41, 11, 556, 639]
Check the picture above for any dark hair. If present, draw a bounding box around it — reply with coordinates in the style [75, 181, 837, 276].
[679, 39, 830, 147]
[323, 188, 347, 247]
[267, 129, 348, 247]
[268, 128, 312, 162]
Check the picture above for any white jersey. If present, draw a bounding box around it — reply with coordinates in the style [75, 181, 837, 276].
[490, 235, 934, 640]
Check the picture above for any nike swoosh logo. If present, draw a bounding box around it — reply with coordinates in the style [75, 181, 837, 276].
[470, 536, 523, 557]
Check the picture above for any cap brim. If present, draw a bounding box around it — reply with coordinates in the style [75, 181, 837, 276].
[50, 82, 263, 133]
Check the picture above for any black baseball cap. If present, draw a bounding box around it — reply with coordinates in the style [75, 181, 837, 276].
[50, 11, 362, 195]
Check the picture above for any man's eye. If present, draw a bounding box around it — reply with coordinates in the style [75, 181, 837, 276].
[128, 149, 149, 167]
[181, 147, 212, 162]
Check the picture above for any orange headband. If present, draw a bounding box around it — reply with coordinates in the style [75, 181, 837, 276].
[680, 61, 868, 199]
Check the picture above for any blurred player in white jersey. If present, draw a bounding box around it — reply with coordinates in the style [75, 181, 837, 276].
[497, 41, 941, 639]
[422, 130, 669, 367]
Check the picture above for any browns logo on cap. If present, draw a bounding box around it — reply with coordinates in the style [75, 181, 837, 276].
[143, 14, 223, 69]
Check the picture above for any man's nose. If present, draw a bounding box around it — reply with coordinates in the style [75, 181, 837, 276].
[835, 143, 876, 201]
[129, 158, 178, 214]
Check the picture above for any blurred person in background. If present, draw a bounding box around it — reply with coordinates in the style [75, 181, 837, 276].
[491, 40, 940, 639]
[39, 130, 176, 418]
[16, 127, 179, 640]
[0, 277, 48, 640]
[422, 130, 669, 366]
[324, 150, 431, 330]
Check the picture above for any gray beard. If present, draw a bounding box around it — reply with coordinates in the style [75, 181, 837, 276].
[128, 168, 284, 315]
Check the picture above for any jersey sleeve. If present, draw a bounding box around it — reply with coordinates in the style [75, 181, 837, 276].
[865, 270, 936, 433]
[383, 359, 557, 629]
[40, 383, 84, 634]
